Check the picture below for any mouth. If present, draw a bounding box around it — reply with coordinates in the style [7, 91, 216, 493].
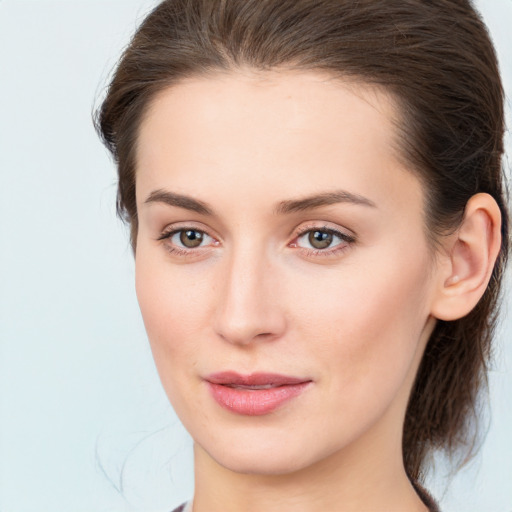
[223, 384, 279, 390]
[205, 371, 312, 416]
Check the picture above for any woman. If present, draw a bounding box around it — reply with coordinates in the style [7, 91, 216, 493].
[95, 0, 509, 510]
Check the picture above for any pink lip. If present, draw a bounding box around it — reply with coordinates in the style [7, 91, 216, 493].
[205, 372, 312, 416]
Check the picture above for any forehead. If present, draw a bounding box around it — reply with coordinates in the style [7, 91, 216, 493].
[139, 69, 401, 157]
[135, 69, 423, 221]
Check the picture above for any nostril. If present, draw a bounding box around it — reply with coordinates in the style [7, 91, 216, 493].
[213, 261, 287, 345]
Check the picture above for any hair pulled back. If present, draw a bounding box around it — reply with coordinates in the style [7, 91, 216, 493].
[96, 0, 509, 481]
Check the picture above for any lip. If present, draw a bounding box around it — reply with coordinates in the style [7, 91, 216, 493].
[205, 372, 312, 416]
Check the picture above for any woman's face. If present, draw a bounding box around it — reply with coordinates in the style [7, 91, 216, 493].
[134, 70, 440, 475]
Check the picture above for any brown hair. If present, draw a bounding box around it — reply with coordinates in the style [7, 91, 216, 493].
[95, 0, 509, 481]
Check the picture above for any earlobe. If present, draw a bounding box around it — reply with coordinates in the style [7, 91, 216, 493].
[431, 193, 502, 321]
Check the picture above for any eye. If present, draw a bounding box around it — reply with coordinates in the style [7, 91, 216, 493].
[292, 226, 355, 256]
[174, 229, 208, 248]
[157, 227, 217, 255]
[301, 230, 336, 250]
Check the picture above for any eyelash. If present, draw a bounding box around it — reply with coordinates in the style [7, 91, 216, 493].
[293, 224, 356, 257]
[157, 224, 356, 259]
[157, 228, 217, 257]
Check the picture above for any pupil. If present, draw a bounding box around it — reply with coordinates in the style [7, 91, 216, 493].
[309, 230, 332, 249]
[180, 230, 203, 248]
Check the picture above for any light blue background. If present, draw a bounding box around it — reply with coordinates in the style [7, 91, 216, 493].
[0, 1, 510, 511]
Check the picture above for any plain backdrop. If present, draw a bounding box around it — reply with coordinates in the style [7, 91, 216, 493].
[0, 1, 510, 511]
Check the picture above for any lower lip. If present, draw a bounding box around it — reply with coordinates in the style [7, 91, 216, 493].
[207, 382, 311, 416]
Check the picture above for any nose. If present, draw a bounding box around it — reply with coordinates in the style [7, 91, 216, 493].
[213, 246, 287, 346]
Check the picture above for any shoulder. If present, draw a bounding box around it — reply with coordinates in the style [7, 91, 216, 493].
[171, 501, 194, 512]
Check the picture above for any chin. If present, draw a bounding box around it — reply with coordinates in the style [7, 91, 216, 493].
[211, 448, 314, 476]
[196, 426, 340, 478]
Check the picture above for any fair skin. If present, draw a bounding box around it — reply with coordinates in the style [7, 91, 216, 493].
[133, 70, 501, 512]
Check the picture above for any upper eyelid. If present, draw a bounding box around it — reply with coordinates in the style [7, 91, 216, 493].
[158, 221, 352, 238]
[151, 216, 353, 246]
[158, 222, 217, 240]
[292, 222, 355, 240]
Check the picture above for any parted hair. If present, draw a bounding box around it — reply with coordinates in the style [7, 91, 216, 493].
[95, 0, 509, 481]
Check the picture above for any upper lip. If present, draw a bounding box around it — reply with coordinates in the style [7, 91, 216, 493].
[205, 371, 311, 387]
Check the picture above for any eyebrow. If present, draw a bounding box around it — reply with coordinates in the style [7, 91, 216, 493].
[275, 190, 376, 214]
[145, 189, 213, 215]
[144, 188, 377, 215]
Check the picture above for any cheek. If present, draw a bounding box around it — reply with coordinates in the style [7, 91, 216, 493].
[134, 249, 212, 378]
[134, 250, 220, 427]
[287, 248, 432, 404]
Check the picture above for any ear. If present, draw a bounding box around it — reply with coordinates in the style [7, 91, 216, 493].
[431, 193, 502, 321]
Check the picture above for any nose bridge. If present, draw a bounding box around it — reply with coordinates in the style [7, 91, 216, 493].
[214, 241, 285, 345]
